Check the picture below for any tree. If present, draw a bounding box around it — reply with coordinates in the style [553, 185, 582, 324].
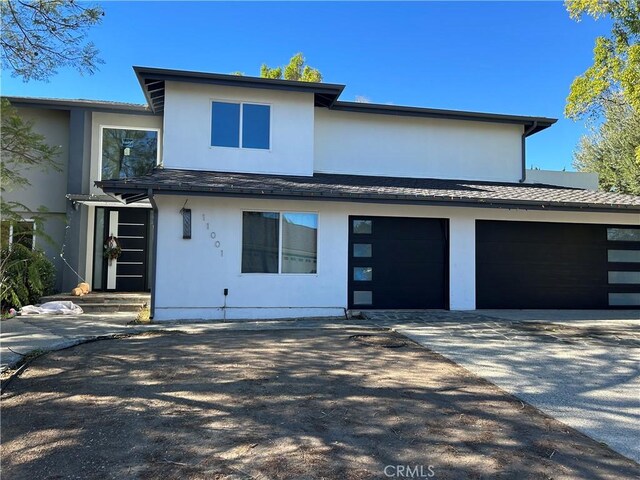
[260, 53, 323, 82]
[0, 0, 104, 82]
[1, 99, 61, 225]
[1, 99, 61, 309]
[1, 0, 103, 214]
[573, 100, 640, 194]
[564, 0, 640, 119]
[1, 1, 103, 307]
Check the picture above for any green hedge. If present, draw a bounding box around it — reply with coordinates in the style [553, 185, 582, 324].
[1, 244, 56, 310]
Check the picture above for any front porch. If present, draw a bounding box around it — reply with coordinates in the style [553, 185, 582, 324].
[39, 291, 150, 313]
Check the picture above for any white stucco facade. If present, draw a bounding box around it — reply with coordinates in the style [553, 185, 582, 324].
[313, 109, 524, 182]
[11, 70, 639, 313]
[162, 81, 315, 176]
[160, 82, 527, 183]
[152, 194, 640, 321]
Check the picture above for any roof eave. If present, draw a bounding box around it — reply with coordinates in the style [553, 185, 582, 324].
[96, 181, 640, 214]
[133, 66, 345, 114]
[5, 96, 154, 115]
[331, 101, 557, 135]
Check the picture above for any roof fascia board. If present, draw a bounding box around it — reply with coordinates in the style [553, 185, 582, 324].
[134, 66, 344, 95]
[134, 66, 345, 113]
[5, 96, 155, 115]
[329, 101, 556, 135]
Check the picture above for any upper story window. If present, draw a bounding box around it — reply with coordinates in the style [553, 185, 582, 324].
[211, 102, 270, 150]
[101, 127, 159, 180]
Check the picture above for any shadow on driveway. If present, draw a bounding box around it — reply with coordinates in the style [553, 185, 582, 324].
[2, 328, 638, 479]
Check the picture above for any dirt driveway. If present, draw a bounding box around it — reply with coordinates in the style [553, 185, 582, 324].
[2, 328, 637, 479]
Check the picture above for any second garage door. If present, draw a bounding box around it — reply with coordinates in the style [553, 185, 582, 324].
[476, 221, 640, 309]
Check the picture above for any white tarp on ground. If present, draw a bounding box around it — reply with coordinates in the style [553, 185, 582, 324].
[20, 301, 83, 315]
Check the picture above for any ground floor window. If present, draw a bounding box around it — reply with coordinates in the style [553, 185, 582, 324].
[1, 220, 36, 250]
[242, 211, 318, 274]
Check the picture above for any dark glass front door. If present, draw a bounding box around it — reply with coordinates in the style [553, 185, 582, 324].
[94, 207, 151, 292]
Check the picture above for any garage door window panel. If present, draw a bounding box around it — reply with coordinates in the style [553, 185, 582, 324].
[607, 228, 640, 242]
[609, 293, 640, 306]
[608, 250, 640, 263]
[353, 267, 373, 281]
[608, 271, 640, 284]
[353, 244, 372, 257]
[353, 291, 373, 305]
[353, 220, 372, 234]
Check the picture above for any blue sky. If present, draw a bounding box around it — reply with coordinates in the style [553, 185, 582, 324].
[2, 1, 610, 171]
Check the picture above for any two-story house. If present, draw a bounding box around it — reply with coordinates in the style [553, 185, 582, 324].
[6, 66, 640, 320]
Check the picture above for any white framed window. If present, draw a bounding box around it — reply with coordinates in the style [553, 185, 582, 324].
[241, 211, 318, 274]
[211, 101, 271, 150]
[99, 126, 160, 180]
[1, 220, 36, 250]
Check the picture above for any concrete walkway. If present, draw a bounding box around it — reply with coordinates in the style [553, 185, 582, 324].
[365, 310, 640, 463]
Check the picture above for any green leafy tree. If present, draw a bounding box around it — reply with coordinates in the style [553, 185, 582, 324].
[564, 0, 640, 119]
[260, 53, 323, 82]
[1, 98, 61, 226]
[573, 100, 640, 194]
[1, 1, 103, 307]
[0, 0, 104, 82]
[565, 0, 640, 194]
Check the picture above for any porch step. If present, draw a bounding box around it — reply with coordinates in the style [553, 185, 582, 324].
[70, 302, 144, 313]
[39, 292, 150, 314]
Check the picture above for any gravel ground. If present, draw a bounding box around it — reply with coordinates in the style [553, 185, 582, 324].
[2, 328, 638, 479]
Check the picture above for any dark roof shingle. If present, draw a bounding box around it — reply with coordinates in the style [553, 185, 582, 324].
[97, 169, 640, 213]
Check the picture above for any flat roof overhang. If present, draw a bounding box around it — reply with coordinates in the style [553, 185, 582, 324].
[66, 193, 152, 208]
[134, 66, 346, 113]
[133, 66, 556, 135]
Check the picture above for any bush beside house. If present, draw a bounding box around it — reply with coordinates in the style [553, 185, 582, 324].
[0, 243, 56, 311]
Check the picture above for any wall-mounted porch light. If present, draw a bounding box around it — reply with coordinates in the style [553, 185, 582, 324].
[180, 205, 191, 239]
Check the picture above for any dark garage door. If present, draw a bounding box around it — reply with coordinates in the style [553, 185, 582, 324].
[476, 221, 640, 309]
[348, 216, 448, 309]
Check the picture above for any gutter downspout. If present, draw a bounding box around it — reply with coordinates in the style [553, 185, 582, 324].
[520, 121, 538, 183]
[147, 188, 159, 320]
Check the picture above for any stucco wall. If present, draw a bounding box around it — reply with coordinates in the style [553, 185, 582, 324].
[152, 195, 640, 320]
[313, 108, 524, 182]
[5, 107, 69, 213]
[4, 107, 70, 292]
[163, 81, 315, 176]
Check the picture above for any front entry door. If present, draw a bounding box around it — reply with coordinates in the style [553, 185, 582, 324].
[103, 208, 150, 291]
